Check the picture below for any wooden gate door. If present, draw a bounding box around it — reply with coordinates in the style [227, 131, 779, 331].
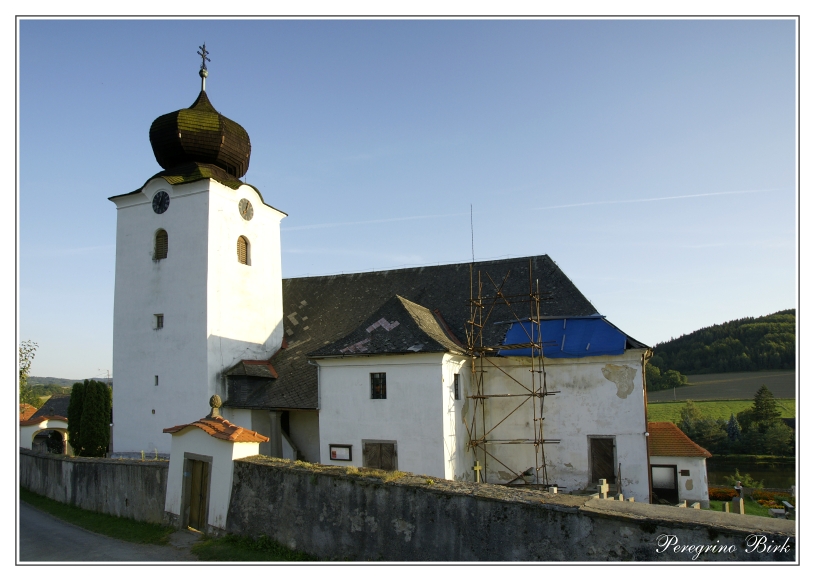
[362, 442, 397, 470]
[590, 437, 616, 484]
[187, 460, 210, 531]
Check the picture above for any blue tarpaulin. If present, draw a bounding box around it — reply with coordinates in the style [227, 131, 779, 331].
[498, 317, 627, 358]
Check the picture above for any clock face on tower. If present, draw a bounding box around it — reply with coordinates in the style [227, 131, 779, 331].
[239, 198, 254, 221]
[152, 190, 170, 214]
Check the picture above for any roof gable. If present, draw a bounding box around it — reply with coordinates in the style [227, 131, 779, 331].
[163, 416, 269, 443]
[311, 295, 464, 357]
[648, 422, 712, 458]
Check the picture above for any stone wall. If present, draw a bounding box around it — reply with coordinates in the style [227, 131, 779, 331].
[226, 457, 795, 562]
[20, 448, 168, 524]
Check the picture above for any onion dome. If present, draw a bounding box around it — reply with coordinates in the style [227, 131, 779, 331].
[149, 90, 251, 179]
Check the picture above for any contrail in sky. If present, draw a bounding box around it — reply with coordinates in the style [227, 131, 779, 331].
[281, 188, 775, 232]
[532, 188, 776, 211]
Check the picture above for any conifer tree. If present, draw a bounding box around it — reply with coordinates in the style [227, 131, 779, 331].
[68, 379, 111, 457]
[67, 381, 85, 454]
[725, 412, 741, 441]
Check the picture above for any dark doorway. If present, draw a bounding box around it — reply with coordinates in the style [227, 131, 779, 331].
[589, 437, 616, 484]
[362, 441, 397, 470]
[184, 458, 211, 531]
[651, 464, 679, 504]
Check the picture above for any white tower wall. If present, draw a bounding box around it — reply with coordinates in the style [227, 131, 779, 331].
[111, 177, 284, 454]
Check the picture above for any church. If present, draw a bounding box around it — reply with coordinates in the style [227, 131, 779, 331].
[110, 51, 655, 501]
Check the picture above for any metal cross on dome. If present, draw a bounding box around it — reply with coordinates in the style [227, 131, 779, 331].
[197, 43, 210, 72]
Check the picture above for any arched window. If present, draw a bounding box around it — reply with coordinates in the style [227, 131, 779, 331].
[237, 236, 250, 265]
[154, 229, 168, 260]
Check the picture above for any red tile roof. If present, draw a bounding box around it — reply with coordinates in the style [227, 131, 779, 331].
[163, 416, 269, 443]
[20, 415, 68, 427]
[648, 422, 712, 458]
[19, 403, 37, 421]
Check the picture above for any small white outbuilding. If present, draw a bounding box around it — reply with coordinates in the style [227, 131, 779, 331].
[648, 421, 712, 508]
[163, 397, 268, 533]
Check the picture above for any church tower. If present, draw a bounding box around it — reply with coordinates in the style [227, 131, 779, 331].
[109, 46, 286, 455]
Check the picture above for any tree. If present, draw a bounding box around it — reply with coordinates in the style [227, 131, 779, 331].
[679, 400, 702, 434]
[763, 422, 794, 457]
[752, 384, 781, 424]
[67, 381, 86, 454]
[77, 380, 111, 457]
[18, 340, 39, 407]
[725, 413, 741, 442]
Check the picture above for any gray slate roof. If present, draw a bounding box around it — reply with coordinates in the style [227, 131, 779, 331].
[224, 255, 599, 411]
[312, 295, 465, 357]
[30, 394, 71, 420]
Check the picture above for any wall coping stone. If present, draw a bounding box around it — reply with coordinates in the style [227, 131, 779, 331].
[20, 447, 169, 467]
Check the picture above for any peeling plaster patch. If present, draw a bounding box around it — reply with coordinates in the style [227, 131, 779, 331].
[407, 344, 424, 352]
[564, 463, 573, 468]
[685, 479, 694, 490]
[300, 300, 308, 306]
[303, 326, 310, 331]
[392, 518, 415, 541]
[285, 328, 294, 336]
[365, 515, 378, 532]
[619, 526, 634, 538]
[302, 316, 308, 321]
[601, 364, 637, 399]
[287, 313, 299, 325]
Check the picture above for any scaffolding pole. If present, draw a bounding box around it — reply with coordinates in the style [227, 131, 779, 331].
[466, 260, 559, 487]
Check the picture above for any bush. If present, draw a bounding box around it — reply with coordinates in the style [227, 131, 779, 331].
[709, 487, 740, 501]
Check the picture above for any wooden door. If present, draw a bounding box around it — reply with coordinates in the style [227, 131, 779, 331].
[187, 460, 210, 531]
[362, 442, 397, 470]
[590, 438, 615, 484]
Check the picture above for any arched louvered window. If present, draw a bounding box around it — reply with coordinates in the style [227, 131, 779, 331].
[237, 236, 250, 265]
[154, 229, 168, 260]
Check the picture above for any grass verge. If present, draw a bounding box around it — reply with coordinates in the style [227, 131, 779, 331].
[20, 487, 174, 544]
[191, 534, 318, 561]
[647, 399, 795, 423]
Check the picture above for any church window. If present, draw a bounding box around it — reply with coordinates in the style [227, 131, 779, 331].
[237, 236, 250, 265]
[154, 314, 164, 329]
[454, 373, 461, 400]
[370, 373, 386, 399]
[154, 229, 168, 260]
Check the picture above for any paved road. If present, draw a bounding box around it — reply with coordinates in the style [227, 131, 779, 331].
[18, 502, 199, 562]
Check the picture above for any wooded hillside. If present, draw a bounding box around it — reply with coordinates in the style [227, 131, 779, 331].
[650, 309, 795, 375]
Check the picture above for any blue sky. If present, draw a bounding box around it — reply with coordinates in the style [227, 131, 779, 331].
[18, 18, 797, 379]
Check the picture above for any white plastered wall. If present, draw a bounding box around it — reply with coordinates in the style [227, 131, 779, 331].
[441, 355, 468, 480]
[316, 353, 446, 475]
[111, 178, 284, 455]
[205, 180, 285, 402]
[650, 455, 710, 507]
[164, 426, 260, 531]
[471, 349, 650, 501]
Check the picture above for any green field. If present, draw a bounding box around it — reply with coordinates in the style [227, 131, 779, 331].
[647, 399, 796, 424]
[647, 370, 795, 402]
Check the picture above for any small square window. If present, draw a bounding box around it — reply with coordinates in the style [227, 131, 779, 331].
[680, 469, 690, 477]
[454, 374, 461, 400]
[155, 314, 164, 329]
[155, 375, 159, 386]
[371, 373, 386, 399]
